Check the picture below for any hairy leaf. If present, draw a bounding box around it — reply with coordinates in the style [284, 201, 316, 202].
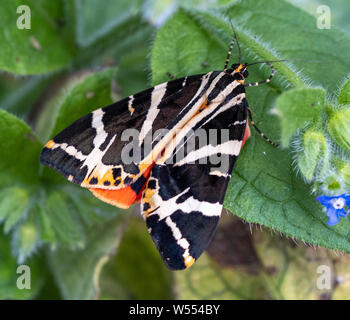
[0, 187, 29, 234]
[0, 110, 42, 186]
[338, 78, 350, 105]
[0, 0, 76, 74]
[74, 0, 144, 47]
[326, 107, 350, 152]
[297, 128, 328, 181]
[0, 232, 42, 299]
[275, 88, 325, 147]
[37, 68, 116, 143]
[225, 0, 350, 93]
[47, 216, 125, 299]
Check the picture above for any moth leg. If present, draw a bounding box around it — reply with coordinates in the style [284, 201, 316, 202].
[244, 62, 275, 87]
[247, 107, 279, 147]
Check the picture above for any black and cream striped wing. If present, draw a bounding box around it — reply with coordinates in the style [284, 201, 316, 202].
[141, 73, 248, 270]
[40, 75, 204, 189]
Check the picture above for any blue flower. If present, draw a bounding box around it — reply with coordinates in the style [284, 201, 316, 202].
[316, 194, 350, 225]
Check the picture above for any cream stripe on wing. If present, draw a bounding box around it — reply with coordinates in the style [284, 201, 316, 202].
[170, 91, 246, 161]
[50, 143, 88, 161]
[200, 92, 245, 129]
[128, 95, 135, 115]
[209, 170, 231, 178]
[49, 109, 110, 163]
[164, 217, 193, 263]
[138, 83, 168, 145]
[232, 120, 246, 126]
[165, 217, 190, 249]
[159, 76, 240, 164]
[140, 72, 218, 166]
[174, 140, 242, 166]
[92, 109, 108, 148]
[145, 187, 222, 220]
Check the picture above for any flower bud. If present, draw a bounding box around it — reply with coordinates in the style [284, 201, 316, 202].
[327, 108, 350, 152]
[297, 129, 328, 182]
[333, 158, 350, 189]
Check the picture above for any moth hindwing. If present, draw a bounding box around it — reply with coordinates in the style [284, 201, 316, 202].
[41, 32, 276, 270]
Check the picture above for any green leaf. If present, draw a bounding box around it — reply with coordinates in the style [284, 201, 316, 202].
[0, 0, 76, 75]
[99, 217, 172, 299]
[0, 110, 42, 186]
[0, 75, 55, 116]
[275, 88, 325, 147]
[37, 203, 56, 245]
[297, 128, 328, 182]
[74, 0, 144, 47]
[43, 190, 85, 249]
[143, 0, 177, 26]
[338, 78, 350, 105]
[47, 216, 125, 299]
[36, 185, 117, 250]
[289, 0, 350, 37]
[73, 14, 154, 71]
[144, 0, 233, 26]
[0, 231, 42, 299]
[12, 210, 39, 264]
[151, 7, 350, 255]
[52, 68, 117, 136]
[225, 0, 350, 93]
[36, 68, 116, 145]
[152, 9, 230, 84]
[0, 187, 29, 234]
[115, 47, 150, 97]
[225, 134, 350, 255]
[65, 186, 118, 226]
[334, 159, 350, 190]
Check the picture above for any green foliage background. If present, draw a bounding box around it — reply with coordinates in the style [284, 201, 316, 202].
[1, 0, 350, 300]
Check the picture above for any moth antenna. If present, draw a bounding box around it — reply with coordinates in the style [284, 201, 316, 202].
[247, 59, 288, 67]
[229, 20, 241, 64]
[224, 34, 236, 70]
[245, 62, 275, 87]
[247, 108, 279, 148]
[245, 59, 321, 87]
[224, 21, 242, 70]
[247, 58, 322, 66]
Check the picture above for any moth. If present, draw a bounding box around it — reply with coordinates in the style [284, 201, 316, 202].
[40, 32, 278, 270]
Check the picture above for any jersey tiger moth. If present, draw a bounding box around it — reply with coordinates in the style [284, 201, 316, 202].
[40, 31, 279, 270]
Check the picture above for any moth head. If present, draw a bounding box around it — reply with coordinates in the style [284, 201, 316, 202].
[228, 63, 249, 80]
